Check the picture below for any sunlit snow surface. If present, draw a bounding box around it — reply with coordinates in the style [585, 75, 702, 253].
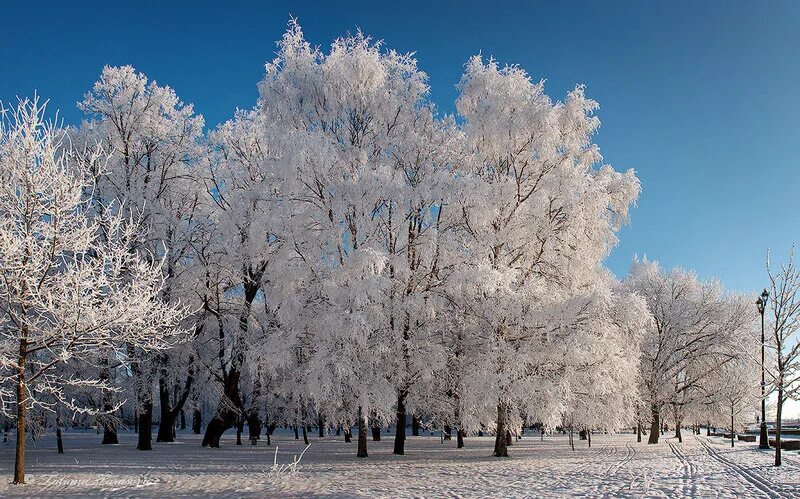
[1, 430, 798, 497]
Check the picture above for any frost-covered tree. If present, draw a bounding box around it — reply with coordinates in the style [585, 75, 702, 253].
[451, 55, 640, 457]
[764, 247, 800, 466]
[253, 20, 461, 457]
[710, 353, 759, 448]
[199, 107, 290, 447]
[563, 277, 649, 440]
[0, 98, 190, 484]
[624, 259, 752, 444]
[77, 65, 207, 448]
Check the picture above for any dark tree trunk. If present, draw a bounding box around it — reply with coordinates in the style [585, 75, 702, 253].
[493, 403, 508, 457]
[588, 430, 592, 448]
[102, 421, 119, 444]
[247, 411, 261, 445]
[648, 404, 660, 444]
[637, 421, 642, 442]
[294, 423, 299, 440]
[457, 429, 465, 448]
[236, 418, 244, 445]
[371, 424, 381, 441]
[775, 388, 783, 467]
[202, 280, 256, 448]
[344, 427, 352, 443]
[157, 355, 194, 443]
[579, 429, 588, 440]
[14, 351, 27, 484]
[157, 392, 176, 443]
[318, 414, 325, 437]
[444, 425, 452, 441]
[706, 420, 711, 437]
[192, 408, 202, 434]
[505, 430, 512, 446]
[201, 367, 243, 447]
[100, 362, 118, 445]
[393, 391, 407, 455]
[180, 410, 186, 430]
[675, 420, 682, 443]
[357, 406, 368, 458]
[302, 425, 309, 445]
[137, 399, 153, 451]
[411, 414, 420, 436]
[55, 411, 64, 455]
[336, 424, 341, 436]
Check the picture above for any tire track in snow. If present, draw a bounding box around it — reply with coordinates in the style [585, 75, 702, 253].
[608, 442, 636, 476]
[667, 439, 697, 497]
[695, 436, 782, 498]
[574, 443, 609, 473]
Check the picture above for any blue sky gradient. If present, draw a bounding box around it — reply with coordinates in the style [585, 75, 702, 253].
[3, 0, 800, 297]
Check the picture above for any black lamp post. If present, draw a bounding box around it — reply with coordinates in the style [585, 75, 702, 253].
[756, 288, 769, 449]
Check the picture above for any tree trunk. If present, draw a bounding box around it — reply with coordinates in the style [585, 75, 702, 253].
[202, 281, 255, 448]
[247, 411, 261, 445]
[100, 362, 118, 445]
[56, 411, 64, 455]
[157, 361, 194, 443]
[411, 414, 420, 436]
[156, 374, 174, 443]
[775, 388, 783, 467]
[14, 348, 27, 484]
[302, 425, 309, 445]
[157, 403, 177, 443]
[344, 427, 352, 443]
[588, 430, 592, 448]
[236, 418, 244, 445]
[357, 406, 368, 458]
[675, 420, 682, 443]
[318, 414, 325, 438]
[192, 408, 202, 434]
[444, 425, 452, 441]
[505, 429, 512, 446]
[294, 423, 299, 440]
[648, 404, 660, 444]
[731, 412, 735, 448]
[371, 419, 381, 441]
[201, 368, 243, 447]
[393, 391, 407, 455]
[706, 420, 711, 437]
[454, 398, 465, 449]
[137, 398, 153, 451]
[179, 410, 186, 430]
[101, 420, 119, 444]
[637, 421, 642, 443]
[493, 403, 508, 457]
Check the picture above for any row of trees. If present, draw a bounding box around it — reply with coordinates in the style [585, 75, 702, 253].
[1, 21, 798, 484]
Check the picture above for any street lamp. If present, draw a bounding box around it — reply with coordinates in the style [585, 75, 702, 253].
[756, 288, 769, 449]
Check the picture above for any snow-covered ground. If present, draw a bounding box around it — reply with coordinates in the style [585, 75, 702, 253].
[1, 429, 799, 497]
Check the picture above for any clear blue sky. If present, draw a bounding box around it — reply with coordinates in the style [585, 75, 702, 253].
[3, 0, 800, 298]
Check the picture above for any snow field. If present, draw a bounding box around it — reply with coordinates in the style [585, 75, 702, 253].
[1, 430, 798, 497]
